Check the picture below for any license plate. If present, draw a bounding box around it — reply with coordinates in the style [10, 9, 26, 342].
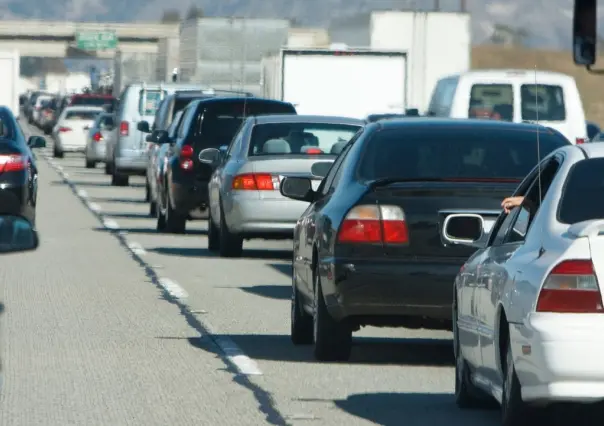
[483, 219, 495, 233]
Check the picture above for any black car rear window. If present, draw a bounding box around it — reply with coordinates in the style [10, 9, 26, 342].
[358, 126, 569, 181]
[71, 97, 114, 107]
[559, 158, 604, 224]
[197, 101, 295, 149]
[0, 109, 16, 140]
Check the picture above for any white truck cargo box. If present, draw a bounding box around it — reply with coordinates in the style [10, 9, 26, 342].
[261, 48, 407, 119]
[0, 50, 20, 118]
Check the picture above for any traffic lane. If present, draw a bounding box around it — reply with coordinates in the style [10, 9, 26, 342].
[3, 149, 275, 424]
[36, 139, 500, 424]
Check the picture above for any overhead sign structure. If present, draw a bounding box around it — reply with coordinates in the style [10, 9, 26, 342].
[75, 31, 118, 51]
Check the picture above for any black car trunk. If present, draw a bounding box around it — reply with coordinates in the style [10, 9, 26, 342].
[361, 181, 519, 258]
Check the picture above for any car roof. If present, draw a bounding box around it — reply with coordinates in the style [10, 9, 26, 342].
[576, 143, 604, 159]
[253, 114, 364, 125]
[373, 117, 562, 134]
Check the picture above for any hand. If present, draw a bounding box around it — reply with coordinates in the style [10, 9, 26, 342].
[501, 196, 524, 214]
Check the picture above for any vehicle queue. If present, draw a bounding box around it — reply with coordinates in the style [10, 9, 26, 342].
[11, 74, 604, 425]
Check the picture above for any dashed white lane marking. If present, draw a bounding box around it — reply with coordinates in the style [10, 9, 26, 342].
[127, 241, 146, 256]
[62, 172, 69, 178]
[213, 335, 263, 376]
[56, 165, 63, 171]
[77, 189, 88, 198]
[102, 219, 119, 230]
[158, 278, 188, 299]
[87, 202, 101, 213]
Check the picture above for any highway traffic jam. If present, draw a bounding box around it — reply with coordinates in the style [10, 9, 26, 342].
[2, 77, 604, 426]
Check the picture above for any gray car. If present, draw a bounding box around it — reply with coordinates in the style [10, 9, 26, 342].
[204, 114, 364, 257]
[85, 113, 115, 168]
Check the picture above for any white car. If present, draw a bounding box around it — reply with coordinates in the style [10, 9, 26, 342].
[446, 142, 604, 424]
[52, 106, 103, 158]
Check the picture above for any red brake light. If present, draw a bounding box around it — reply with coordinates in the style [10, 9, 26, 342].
[305, 148, 323, 154]
[337, 204, 408, 244]
[576, 137, 587, 145]
[536, 259, 604, 313]
[92, 132, 103, 142]
[232, 173, 278, 190]
[120, 121, 129, 136]
[180, 145, 194, 157]
[0, 154, 27, 172]
[58, 127, 71, 133]
[179, 145, 195, 170]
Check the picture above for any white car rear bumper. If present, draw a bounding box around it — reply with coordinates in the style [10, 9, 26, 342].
[511, 312, 604, 403]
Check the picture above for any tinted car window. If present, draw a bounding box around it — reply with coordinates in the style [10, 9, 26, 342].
[139, 90, 167, 116]
[559, 158, 604, 224]
[248, 123, 360, 156]
[0, 109, 17, 140]
[71, 97, 114, 107]
[358, 126, 569, 181]
[469, 84, 513, 121]
[521, 84, 565, 122]
[195, 101, 296, 149]
[65, 110, 100, 120]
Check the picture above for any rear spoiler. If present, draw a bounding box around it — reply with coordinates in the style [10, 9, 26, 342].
[567, 220, 604, 238]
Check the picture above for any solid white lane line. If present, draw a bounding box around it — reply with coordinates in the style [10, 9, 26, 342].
[102, 219, 119, 230]
[158, 278, 188, 299]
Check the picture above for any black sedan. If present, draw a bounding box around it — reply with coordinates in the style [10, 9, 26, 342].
[0, 107, 46, 224]
[280, 118, 570, 361]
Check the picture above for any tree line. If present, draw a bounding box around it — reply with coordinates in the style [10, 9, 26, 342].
[161, 5, 204, 22]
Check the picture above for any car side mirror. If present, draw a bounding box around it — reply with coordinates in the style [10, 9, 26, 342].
[156, 130, 170, 144]
[573, 0, 597, 66]
[27, 136, 46, 149]
[198, 148, 221, 166]
[0, 215, 39, 253]
[137, 121, 150, 133]
[441, 214, 490, 248]
[280, 177, 315, 203]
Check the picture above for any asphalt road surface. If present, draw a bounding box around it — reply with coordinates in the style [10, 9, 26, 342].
[0, 122, 502, 425]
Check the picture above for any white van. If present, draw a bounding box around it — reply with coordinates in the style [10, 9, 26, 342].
[427, 69, 587, 144]
[106, 82, 206, 187]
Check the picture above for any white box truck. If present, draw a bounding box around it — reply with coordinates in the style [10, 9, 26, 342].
[0, 50, 20, 118]
[261, 47, 408, 119]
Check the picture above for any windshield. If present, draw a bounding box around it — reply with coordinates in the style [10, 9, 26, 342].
[197, 101, 296, 149]
[469, 84, 514, 121]
[139, 90, 167, 116]
[359, 127, 569, 181]
[65, 110, 101, 120]
[559, 158, 604, 224]
[521, 84, 566, 121]
[248, 122, 360, 156]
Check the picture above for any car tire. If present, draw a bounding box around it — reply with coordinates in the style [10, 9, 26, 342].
[111, 170, 129, 187]
[501, 334, 541, 425]
[145, 179, 151, 202]
[291, 270, 313, 345]
[53, 146, 63, 158]
[313, 266, 352, 361]
[218, 207, 243, 257]
[149, 200, 157, 217]
[453, 297, 493, 409]
[165, 191, 186, 234]
[156, 201, 166, 231]
[207, 208, 220, 251]
[85, 159, 95, 169]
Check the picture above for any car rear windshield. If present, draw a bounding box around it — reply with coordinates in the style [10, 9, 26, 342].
[139, 90, 167, 116]
[521, 84, 566, 121]
[197, 101, 296, 149]
[71, 96, 114, 107]
[248, 123, 360, 156]
[65, 110, 100, 120]
[469, 84, 513, 121]
[559, 158, 604, 224]
[358, 127, 569, 181]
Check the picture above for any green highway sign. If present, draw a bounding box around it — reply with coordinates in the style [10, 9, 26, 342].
[75, 31, 118, 51]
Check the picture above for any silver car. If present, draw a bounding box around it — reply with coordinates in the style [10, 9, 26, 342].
[85, 113, 115, 168]
[203, 114, 364, 257]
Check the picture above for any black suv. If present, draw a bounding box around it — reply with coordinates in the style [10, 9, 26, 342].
[154, 97, 296, 233]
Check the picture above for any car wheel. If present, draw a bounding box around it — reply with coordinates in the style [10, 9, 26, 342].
[501, 334, 540, 425]
[149, 200, 157, 217]
[111, 169, 129, 186]
[165, 191, 186, 234]
[207, 208, 220, 251]
[454, 297, 493, 408]
[53, 146, 63, 158]
[85, 159, 95, 169]
[145, 179, 151, 202]
[313, 265, 352, 361]
[156, 198, 166, 231]
[291, 268, 313, 345]
[218, 206, 242, 257]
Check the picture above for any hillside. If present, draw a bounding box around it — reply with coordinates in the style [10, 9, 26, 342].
[472, 45, 604, 125]
[0, 0, 600, 50]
